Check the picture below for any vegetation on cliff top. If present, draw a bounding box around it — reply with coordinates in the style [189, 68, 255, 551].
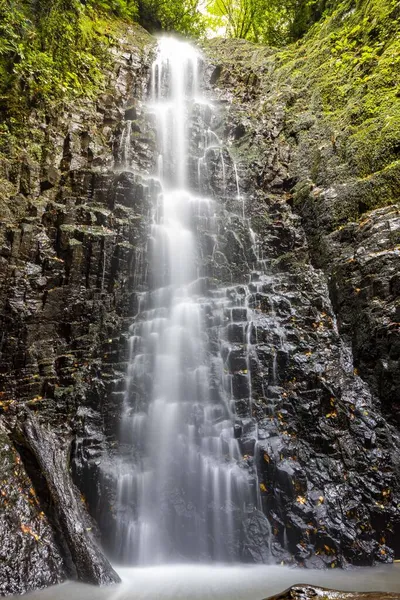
[206, 0, 338, 46]
[0, 0, 399, 186]
[206, 0, 400, 185]
[0, 1, 147, 112]
[278, 0, 400, 177]
[0, 0, 339, 129]
[0, 0, 199, 141]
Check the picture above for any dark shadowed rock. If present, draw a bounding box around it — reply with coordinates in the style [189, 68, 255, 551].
[11, 410, 120, 586]
[0, 24, 155, 595]
[202, 39, 400, 568]
[0, 421, 65, 596]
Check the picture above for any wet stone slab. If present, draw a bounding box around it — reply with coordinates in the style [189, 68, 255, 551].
[267, 586, 400, 600]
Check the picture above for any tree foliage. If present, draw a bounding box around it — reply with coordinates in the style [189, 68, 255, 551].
[0, 0, 205, 116]
[1, 3, 111, 133]
[206, 0, 341, 45]
[137, 0, 205, 35]
[0, 0, 338, 131]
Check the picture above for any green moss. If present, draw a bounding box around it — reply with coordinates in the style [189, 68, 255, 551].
[275, 0, 400, 178]
[68, 238, 83, 247]
[271, 251, 308, 273]
[0, 1, 154, 158]
[117, 241, 135, 249]
[206, 0, 399, 234]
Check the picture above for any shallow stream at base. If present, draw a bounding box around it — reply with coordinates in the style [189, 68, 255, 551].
[18, 565, 400, 599]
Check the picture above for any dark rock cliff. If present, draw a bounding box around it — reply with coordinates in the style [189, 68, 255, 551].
[202, 38, 400, 567]
[0, 18, 399, 598]
[204, 19, 400, 426]
[0, 24, 155, 595]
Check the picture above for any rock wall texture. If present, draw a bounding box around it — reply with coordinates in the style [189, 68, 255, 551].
[0, 24, 155, 595]
[202, 38, 400, 566]
[0, 21, 399, 597]
[204, 30, 400, 426]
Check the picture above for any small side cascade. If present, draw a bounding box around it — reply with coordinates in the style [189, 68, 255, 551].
[118, 119, 133, 168]
[233, 162, 245, 219]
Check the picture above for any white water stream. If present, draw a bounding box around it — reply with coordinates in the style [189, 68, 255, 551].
[113, 38, 260, 564]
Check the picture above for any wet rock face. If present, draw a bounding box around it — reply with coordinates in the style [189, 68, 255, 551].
[201, 44, 400, 567]
[202, 40, 400, 431]
[0, 26, 156, 594]
[327, 205, 400, 423]
[0, 29, 398, 593]
[11, 410, 120, 587]
[292, 177, 400, 425]
[0, 424, 64, 596]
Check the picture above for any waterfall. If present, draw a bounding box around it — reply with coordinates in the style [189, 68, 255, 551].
[113, 38, 269, 565]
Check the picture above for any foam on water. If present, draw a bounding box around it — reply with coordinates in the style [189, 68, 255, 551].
[18, 564, 400, 600]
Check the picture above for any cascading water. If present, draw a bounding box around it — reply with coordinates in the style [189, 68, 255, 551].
[113, 38, 270, 565]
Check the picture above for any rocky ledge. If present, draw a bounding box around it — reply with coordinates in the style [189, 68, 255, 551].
[268, 586, 399, 600]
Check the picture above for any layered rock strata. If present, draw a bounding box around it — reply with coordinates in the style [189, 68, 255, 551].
[0, 25, 155, 594]
[202, 40, 400, 566]
[0, 25, 399, 596]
